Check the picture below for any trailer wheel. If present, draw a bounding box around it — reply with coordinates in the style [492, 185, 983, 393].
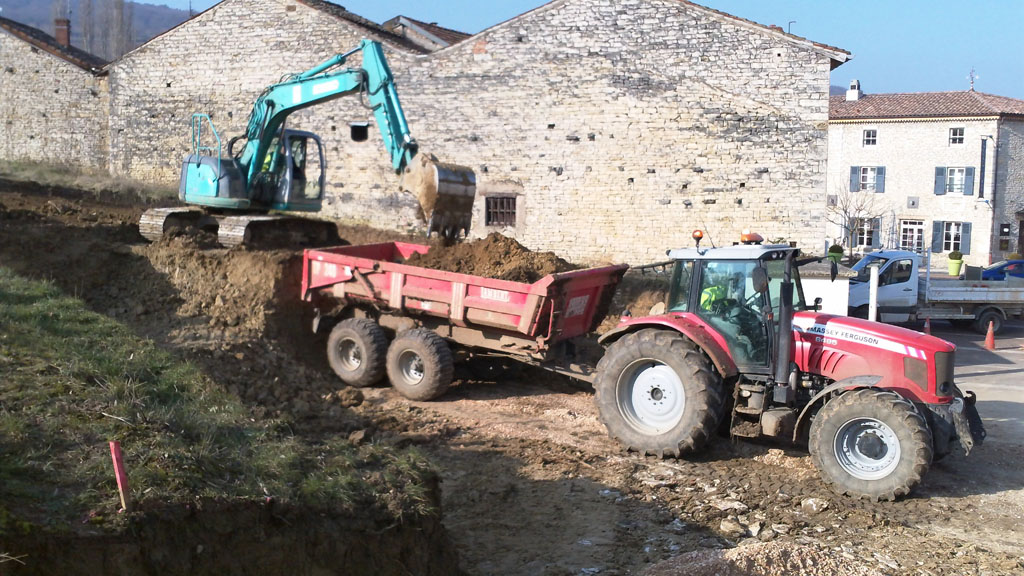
[809, 389, 932, 501]
[973, 309, 1003, 335]
[386, 329, 454, 401]
[327, 319, 388, 388]
[594, 329, 725, 458]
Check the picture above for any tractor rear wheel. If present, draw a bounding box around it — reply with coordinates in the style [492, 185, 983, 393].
[327, 318, 388, 388]
[809, 389, 932, 501]
[386, 329, 454, 401]
[594, 329, 725, 458]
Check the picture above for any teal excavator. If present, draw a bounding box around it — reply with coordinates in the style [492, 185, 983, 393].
[140, 39, 475, 246]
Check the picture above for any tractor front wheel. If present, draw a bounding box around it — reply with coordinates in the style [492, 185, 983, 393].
[809, 389, 932, 501]
[594, 329, 725, 458]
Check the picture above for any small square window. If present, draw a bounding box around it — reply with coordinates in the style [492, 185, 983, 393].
[949, 127, 965, 145]
[485, 196, 516, 226]
[863, 129, 877, 146]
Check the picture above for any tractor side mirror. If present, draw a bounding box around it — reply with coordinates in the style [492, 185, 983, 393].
[814, 297, 823, 311]
[830, 260, 838, 283]
[751, 267, 769, 293]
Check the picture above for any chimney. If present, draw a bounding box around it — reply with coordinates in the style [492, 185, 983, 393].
[846, 79, 862, 101]
[54, 18, 71, 48]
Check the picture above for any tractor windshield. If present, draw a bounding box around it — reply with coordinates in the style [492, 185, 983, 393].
[694, 260, 770, 368]
[764, 259, 806, 312]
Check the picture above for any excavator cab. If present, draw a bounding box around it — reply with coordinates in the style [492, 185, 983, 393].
[267, 129, 326, 212]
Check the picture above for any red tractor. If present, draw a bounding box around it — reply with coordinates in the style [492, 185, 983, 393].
[595, 232, 986, 500]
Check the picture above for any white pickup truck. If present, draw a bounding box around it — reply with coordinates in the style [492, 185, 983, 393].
[848, 250, 1024, 334]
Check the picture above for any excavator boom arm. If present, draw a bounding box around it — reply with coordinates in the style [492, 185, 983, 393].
[240, 39, 417, 187]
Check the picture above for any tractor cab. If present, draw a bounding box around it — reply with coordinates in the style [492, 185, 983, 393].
[663, 234, 805, 376]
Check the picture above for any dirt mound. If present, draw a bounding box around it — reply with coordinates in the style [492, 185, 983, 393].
[405, 232, 577, 283]
[644, 541, 884, 576]
[596, 270, 672, 333]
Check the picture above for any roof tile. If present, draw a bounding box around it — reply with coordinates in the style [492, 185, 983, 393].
[831, 91, 1024, 119]
[0, 15, 107, 72]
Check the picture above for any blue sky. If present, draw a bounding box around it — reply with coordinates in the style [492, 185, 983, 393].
[140, 0, 1024, 99]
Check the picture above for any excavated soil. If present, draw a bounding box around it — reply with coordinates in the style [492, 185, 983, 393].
[2, 180, 1023, 576]
[404, 232, 577, 283]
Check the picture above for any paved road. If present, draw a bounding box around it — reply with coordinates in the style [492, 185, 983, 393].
[928, 319, 1024, 443]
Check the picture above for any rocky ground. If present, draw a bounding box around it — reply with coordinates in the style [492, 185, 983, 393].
[0, 179, 1021, 575]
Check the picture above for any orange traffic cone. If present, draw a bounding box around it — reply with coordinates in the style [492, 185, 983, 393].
[923, 317, 931, 335]
[984, 320, 996, 351]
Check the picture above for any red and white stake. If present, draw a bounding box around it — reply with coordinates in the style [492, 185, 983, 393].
[109, 441, 131, 512]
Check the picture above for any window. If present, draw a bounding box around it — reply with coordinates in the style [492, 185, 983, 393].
[899, 220, 925, 253]
[695, 260, 769, 367]
[485, 196, 516, 226]
[860, 167, 877, 191]
[853, 218, 876, 247]
[667, 260, 695, 312]
[849, 166, 885, 192]
[932, 220, 972, 254]
[949, 127, 965, 145]
[880, 259, 914, 286]
[934, 166, 975, 195]
[946, 167, 966, 193]
[863, 129, 877, 146]
[943, 221, 963, 252]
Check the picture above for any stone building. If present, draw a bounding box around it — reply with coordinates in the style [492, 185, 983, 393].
[0, 16, 108, 166]
[3, 0, 850, 265]
[828, 82, 1024, 267]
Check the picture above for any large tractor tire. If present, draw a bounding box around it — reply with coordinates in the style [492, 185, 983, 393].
[327, 318, 388, 388]
[594, 329, 725, 458]
[809, 389, 932, 501]
[386, 329, 454, 401]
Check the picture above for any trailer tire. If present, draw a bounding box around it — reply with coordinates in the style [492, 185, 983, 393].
[594, 329, 725, 458]
[386, 329, 454, 401]
[973, 309, 1003, 335]
[327, 318, 388, 388]
[809, 389, 932, 501]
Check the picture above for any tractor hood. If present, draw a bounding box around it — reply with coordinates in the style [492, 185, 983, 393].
[793, 311, 956, 356]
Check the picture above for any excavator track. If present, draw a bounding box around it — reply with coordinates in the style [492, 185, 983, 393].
[140, 209, 336, 248]
[138, 207, 214, 243]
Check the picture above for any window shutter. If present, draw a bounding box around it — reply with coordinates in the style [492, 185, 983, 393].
[934, 167, 946, 195]
[875, 166, 886, 193]
[964, 167, 975, 196]
[850, 166, 860, 192]
[961, 222, 972, 255]
[871, 218, 881, 248]
[931, 221, 944, 252]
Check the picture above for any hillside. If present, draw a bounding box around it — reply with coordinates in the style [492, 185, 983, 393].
[0, 0, 189, 58]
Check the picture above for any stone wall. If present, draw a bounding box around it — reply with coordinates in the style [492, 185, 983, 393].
[0, 30, 108, 168]
[994, 119, 1024, 256]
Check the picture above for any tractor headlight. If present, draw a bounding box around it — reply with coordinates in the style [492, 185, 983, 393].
[934, 351, 955, 397]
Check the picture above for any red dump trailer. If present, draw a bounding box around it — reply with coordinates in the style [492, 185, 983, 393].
[301, 241, 628, 399]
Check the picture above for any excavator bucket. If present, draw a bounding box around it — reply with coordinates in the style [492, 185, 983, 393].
[402, 154, 476, 240]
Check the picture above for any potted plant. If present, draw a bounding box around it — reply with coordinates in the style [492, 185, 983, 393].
[947, 250, 964, 276]
[827, 244, 844, 264]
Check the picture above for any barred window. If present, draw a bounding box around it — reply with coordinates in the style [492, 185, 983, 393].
[485, 196, 516, 226]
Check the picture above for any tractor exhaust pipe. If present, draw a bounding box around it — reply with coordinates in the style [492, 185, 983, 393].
[774, 250, 796, 399]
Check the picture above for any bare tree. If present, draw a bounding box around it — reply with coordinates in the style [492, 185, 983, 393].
[825, 178, 891, 249]
[80, 0, 94, 54]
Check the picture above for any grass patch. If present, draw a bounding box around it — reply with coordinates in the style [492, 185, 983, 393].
[0, 268, 435, 535]
[0, 160, 176, 203]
